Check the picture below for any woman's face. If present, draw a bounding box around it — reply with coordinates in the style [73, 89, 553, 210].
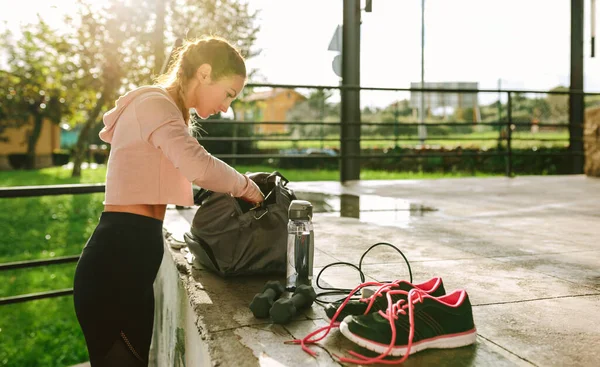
[190, 64, 245, 119]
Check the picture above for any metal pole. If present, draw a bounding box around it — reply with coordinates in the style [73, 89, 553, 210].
[418, 0, 427, 145]
[497, 79, 502, 149]
[506, 92, 513, 177]
[569, 0, 584, 174]
[340, 0, 361, 182]
[394, 102, 399, 149]
[0, 289, 73, 306]
[592, 0, 596, 57]
[320, 93, 325, 149]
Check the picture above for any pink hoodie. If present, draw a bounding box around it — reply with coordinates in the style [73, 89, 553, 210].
[99, 86, 258, 206]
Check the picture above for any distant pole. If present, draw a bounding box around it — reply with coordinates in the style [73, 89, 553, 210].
[569, 0, 584, 174]
[418, 0, 427, 145]
[497, 78, 502, 149]
[394, 102, 399, 149]
[592, 0, 596, 57]
[340, 0, 361, 182]
[320, 93, 325, 149]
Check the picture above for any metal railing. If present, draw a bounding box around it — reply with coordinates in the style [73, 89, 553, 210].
[198, 83, 596, 177]
[0, 185, 103, 305]
[1, 83, 598, 305]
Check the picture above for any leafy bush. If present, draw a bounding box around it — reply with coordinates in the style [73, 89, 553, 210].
[52, 150, 71, 166]
[8, 154, 28, 170]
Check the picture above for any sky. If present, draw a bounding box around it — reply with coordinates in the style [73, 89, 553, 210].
[1, 0, 599, 107]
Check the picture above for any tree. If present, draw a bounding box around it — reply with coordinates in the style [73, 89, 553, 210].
[2, 0, 260, 173]
[287, 89, 337, 139]
[546, 86, 569, 124]
[169, 0, 260, 59]
[0, 71, 20, 143]
[64, 0, 260, 177]
[287, 89, 334, 123]
[153, 0, 168, 75]
[65, 0, 151, 176]
[0, 19, 73, 169]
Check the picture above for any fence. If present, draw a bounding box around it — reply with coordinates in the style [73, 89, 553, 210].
[1, 84, 599, 305]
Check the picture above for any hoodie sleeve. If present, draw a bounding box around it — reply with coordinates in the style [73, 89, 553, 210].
[135, 93, 253, 197]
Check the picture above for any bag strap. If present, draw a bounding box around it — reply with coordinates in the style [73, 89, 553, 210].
[193, 188, 214, 206]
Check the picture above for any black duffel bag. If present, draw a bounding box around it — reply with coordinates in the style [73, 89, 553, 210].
[183, 171, 296, 276]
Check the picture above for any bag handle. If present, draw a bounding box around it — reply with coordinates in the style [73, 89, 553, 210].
[268, 171, 289, 186]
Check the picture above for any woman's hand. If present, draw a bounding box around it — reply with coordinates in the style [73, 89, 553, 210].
[238, 175, 264, 204]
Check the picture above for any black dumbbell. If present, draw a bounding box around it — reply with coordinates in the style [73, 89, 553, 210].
[249, 281, 285, 318]
[269, 284, 317, 324]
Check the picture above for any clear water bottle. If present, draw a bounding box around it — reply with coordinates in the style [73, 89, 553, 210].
[286, 200, 314, 289]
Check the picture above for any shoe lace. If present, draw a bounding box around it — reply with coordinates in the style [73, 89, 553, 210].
[336, 288, 426, 365]
[285, 280, 403, 356]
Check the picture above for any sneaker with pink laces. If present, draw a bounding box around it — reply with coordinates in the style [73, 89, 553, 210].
[338, 289, 477, 364]
[324, 277, 446, 322]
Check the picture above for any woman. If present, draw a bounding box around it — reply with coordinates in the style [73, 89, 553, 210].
[73, 36, 263, 366]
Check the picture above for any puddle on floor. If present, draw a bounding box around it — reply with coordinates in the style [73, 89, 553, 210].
[295, 192, 437, 229]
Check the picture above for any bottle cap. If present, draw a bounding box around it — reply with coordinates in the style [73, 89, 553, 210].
[288, 200, 313, 220]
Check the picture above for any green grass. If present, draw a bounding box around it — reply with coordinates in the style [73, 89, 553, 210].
[0, 164, 494, 366]
[256, 131, 570, 150]
[0, 165, 107, 187]
[0, 166, 106, 367]
[0, 298, 89, 367]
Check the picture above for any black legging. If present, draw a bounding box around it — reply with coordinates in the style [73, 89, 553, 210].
[73, 212, 164, 366]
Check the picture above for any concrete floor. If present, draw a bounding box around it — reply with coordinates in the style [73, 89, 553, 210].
[161, 175, 600, 366]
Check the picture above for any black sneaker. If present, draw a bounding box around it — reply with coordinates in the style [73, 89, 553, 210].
[339, 289, 477, 362]
[324, 277, 446, 322]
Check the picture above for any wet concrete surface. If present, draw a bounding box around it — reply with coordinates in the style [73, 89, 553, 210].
[161, 175, 600, 366]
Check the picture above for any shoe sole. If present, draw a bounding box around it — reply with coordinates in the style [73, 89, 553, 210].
[340, 318, 477, 356]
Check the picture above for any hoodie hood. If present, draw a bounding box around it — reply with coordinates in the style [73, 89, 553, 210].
[99, 86, 171, 143]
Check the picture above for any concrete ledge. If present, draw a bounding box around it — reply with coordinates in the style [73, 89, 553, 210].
[151, 176, 600, 366]
[150, 230, 210, 366]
